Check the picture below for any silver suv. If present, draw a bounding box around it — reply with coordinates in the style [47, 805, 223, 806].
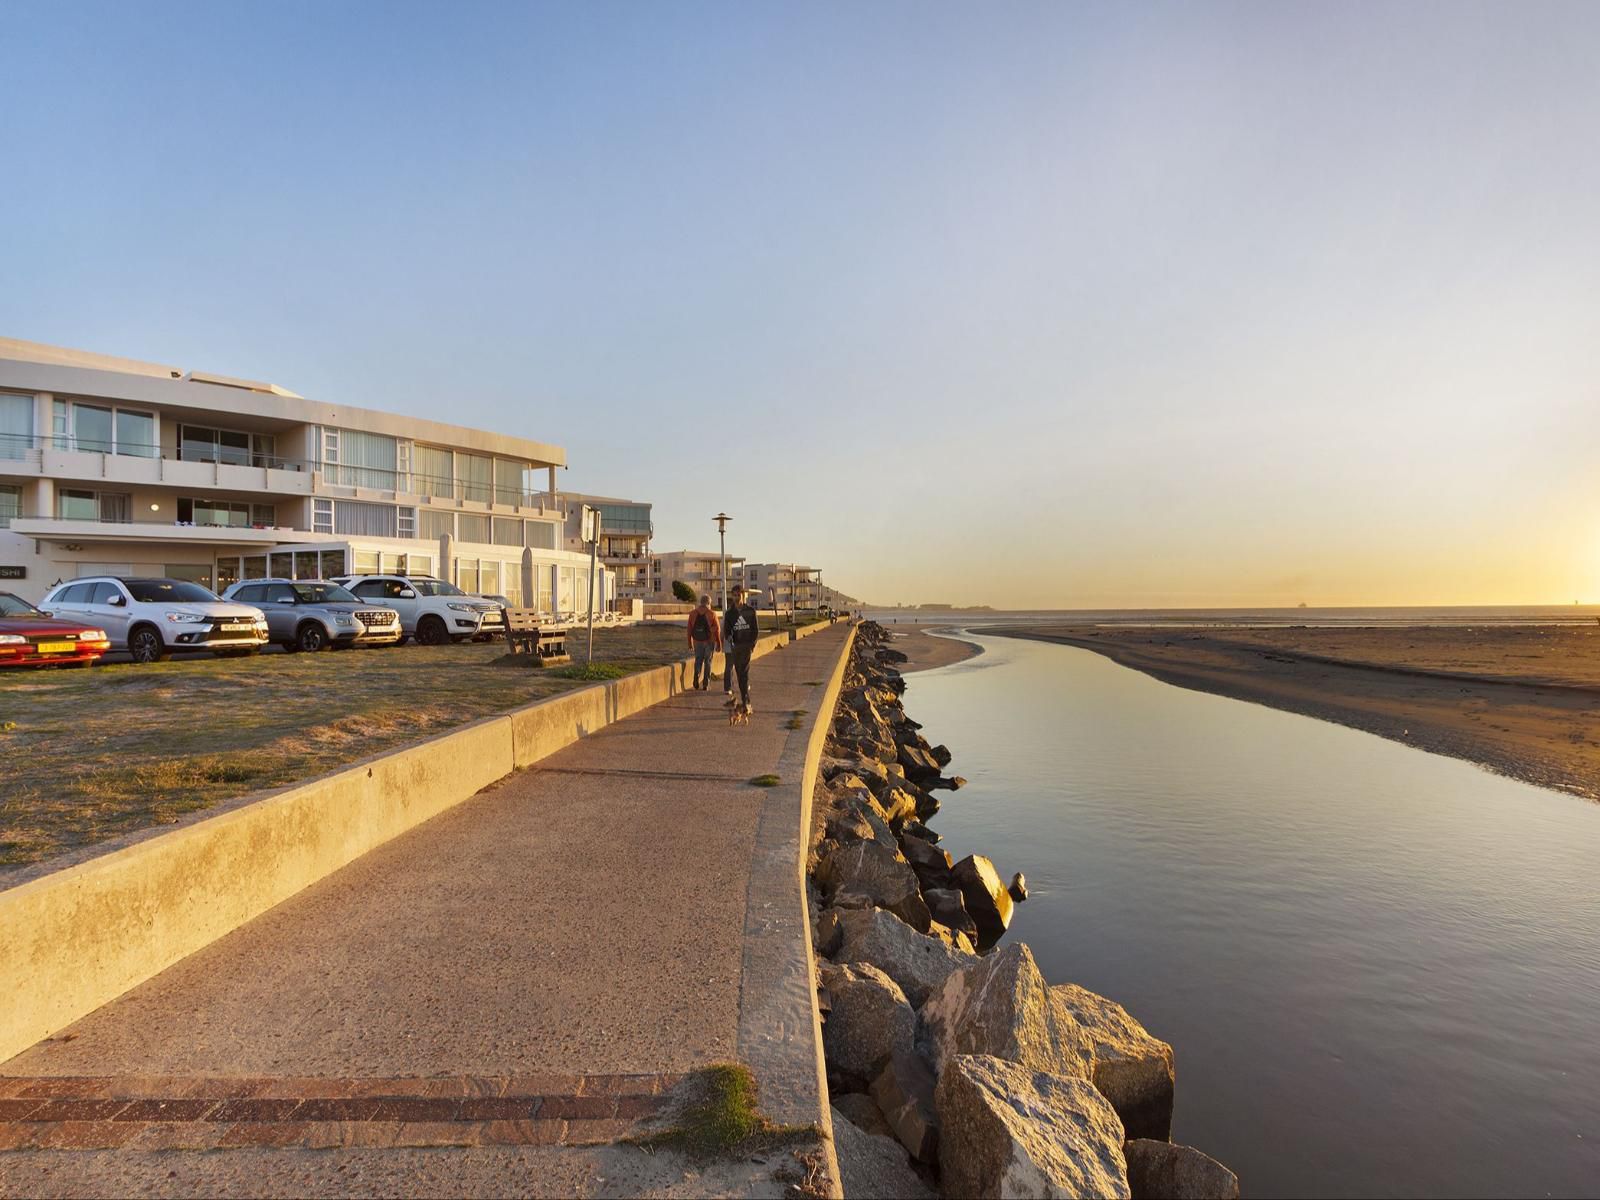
[222, 579, 402, 652]
[333, 574, 504, 645]
[41, 576, 269, 663]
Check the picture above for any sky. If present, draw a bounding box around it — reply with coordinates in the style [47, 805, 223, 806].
[4, 1, 1600, 608]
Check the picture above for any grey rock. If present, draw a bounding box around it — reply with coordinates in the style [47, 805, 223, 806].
[936, 1054, 1130, 1200]
[836, 906, 974, 1007]
[901, 820, 940, 843]
[1009, 871, 1030, 902]
[814, 908, 844, 959]
[922, 887, 979, 941]
[927, 921, 978, 955]
[920, 943, 1092, 1078]
[951, 854, 1015, 950]
[900, 836, 953, 890]
[819, 840, 932, 933]
[897, 743, 943, 786]
[1052, 984, 1175, 1142]
[870, 1049, 940, 1164]
[832, 1092, 894, 1139]
[930, 774, 967, 791]
[929, 743, 953, 767]
[831, 1107, 936, 1200]
[1124, 1139, 1239, 1200]
[819, 962, 918, 1092]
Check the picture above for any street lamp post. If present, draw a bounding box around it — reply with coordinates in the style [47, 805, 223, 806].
[713, 513, 732, 610]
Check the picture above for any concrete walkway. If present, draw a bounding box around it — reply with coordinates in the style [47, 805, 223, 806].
[0, 626, 852, 1198]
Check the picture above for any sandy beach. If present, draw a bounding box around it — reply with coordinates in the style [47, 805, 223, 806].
[987, 624, 1600, 802]
[882, 621, 985, 672]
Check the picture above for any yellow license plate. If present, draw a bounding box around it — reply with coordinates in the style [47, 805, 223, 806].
[36, 641, 76, 653]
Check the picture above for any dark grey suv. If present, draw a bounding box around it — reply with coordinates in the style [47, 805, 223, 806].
[222, 579, 402, 652]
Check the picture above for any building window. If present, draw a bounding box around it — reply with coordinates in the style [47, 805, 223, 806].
[525, 520, 556, 550]
[319, 549, 346, 579]
[178, 425, 276, 468]
[333, 500, 398, 537]
[0, 393, 33, 460]
[58, 489, 98, 520]
[74, 405, 114, 454]
[242, 555, 268, 580]
[52, 399, 69, 450]
[252, 504, 275, 526]
[313, 498, 334, 534]
[420, 509, 454, 541]
[457, 557, 480, 593]
[458, 453, 492, 504]
[457, 513, 490, 544]
[0, 484, 21, 527]
[397, 507, 416, 539]
[353, 549, 381, 575]
[333, 430, 399, 489]
[178, 498, 255, 527]
[414, 445, 453, 497]
[492, 517, 522, 546]
[115, 410, 156, 458]
[481, 560, 501, 596]
[494, 459, 527, 505]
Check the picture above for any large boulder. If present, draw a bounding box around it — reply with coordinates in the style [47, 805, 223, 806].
[951, 854, 1015, 950]
[926, 921, 978, 955]
[818, 841, 932, 932]
[877, 787, 921, 826]
[831, 1092, 894, 1139]
[897, 743, 943, 786]
[922, 887, 979, 942]
[901, 820, 940, 843]
[929, 743, 953, 767]
[835, 906, 974, 1006]
[936, 1054, 1130, 1200]
[831, 1107, 936, 1200]
[920, 943, 1090, 1078]
[870, 1049, 940, 1164]
[900, 836, 953, 891]
[824, 756, 892, 789]
[1124, 1140, 1239, 1200]
[1052, 984, 1175, 1142]
[819, 962, 917, 1093]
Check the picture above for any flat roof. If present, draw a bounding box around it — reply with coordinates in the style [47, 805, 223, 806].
[0, 336, 566, 468]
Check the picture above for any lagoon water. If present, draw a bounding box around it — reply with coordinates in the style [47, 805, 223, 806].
[905, 632, 1600, 1199]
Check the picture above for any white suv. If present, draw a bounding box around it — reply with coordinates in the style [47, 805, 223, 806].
[41, 576, 269, 663]
[333, 574, 503, 645]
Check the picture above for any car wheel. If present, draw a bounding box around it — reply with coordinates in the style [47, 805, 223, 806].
[297, 623, 329, 653]
[128, 626, 168, 664]
[416, 616, 448, 646]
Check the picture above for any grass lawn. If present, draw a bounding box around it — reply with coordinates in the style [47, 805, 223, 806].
[0, 624, 692, 873]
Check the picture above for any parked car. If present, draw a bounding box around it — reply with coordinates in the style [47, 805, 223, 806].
[40, 576, 269, 663]
[0, 590, 112, 668]
[332, 574, 504, 645]
[221, 579, 403, 652]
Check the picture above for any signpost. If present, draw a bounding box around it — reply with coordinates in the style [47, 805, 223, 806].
[583, 505, 602, 663]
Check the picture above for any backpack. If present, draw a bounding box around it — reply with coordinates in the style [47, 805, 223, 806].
[691, 611, 710, 639]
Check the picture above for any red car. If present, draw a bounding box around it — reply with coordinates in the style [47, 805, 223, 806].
[0, 591, 111, 668]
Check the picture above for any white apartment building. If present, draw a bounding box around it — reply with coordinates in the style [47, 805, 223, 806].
[556, 492, 654, 601]
[0, 338, 611, 612]
[653, 549, 745, 606]
[744, 563, 823, 612]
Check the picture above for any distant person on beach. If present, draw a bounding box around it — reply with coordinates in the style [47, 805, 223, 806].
[686, 595, 721, 690]
[724, 586, 761, 712]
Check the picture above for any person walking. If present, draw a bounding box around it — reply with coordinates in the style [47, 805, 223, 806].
[721, 585, 743, 697]
[724, 586, 761, 712]
[686, 594, 721, 691]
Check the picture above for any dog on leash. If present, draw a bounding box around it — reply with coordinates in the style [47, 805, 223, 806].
[729, 701, 751, 727]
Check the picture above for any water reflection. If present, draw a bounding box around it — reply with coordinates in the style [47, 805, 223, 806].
[906, 634, 1600, 1199]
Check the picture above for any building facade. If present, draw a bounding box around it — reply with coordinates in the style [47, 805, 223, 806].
[743, 562, 823, 612]
[652, 549, 745, 606]
[0, 338, 610, 612]
[557, 492, 654, 601]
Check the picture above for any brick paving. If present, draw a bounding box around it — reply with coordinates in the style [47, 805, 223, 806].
[0, 1074, 676, 1152]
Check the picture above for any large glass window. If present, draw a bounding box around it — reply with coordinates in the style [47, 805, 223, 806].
[353, 550, 381, 575]
[0, 393, 32, 460]
[458, 453, 492, 503]
[414, 445, 453, 496]
[177, 424, 267, 466]
[179, 498, 253, 527]
[480, 561, 501, 596]
[492, 517, 523, 547]
[98, 493, 131, 523]
[294, 550, 321, 580]
[319, 549, 347, 580]
[115, 410, 156, 458]
[457, 557, 479, 593]
[0, 484, 20, 527]
[242, 555, 268, 580]
[58, 489, 97, 520]
[333, 500, 398, 537]
[457, 513, 490, 544]
[595, 503, 652, 534]
[420, 509, 454, 541]
[525, 520, 557, 550]
[74, 405, 113, 454]
[336, 430, 398, 489]
[494, 459, 526, 505]
[313, 498, 334, 534]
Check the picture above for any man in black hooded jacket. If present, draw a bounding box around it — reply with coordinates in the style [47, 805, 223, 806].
[722, 586, 761, 711]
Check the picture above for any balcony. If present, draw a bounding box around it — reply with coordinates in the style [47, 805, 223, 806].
[9, 515, 311, 547]
[0, 435, 313, 497]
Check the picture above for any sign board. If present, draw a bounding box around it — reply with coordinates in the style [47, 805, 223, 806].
[580, 505, 602, 543]
[0, 566, 24, 580]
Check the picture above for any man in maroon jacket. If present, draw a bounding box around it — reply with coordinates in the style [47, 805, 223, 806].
[686, 595, 721, 690]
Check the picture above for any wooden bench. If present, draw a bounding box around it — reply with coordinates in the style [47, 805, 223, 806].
[504, 608, 569, 665]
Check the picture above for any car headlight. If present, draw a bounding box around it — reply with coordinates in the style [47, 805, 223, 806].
[0, 634, 24, 645]
[84, 630, 108, 641]
[166, 613, 206, 623]
[447, 603, 476, 612]
[334, 614, 355, 625]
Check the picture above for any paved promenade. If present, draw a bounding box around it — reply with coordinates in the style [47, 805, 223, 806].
[0, 625, 851, 1198]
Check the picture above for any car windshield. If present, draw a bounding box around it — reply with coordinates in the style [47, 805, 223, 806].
[126, 580, 220, 604]
[410, 579, 467, 597]
[291, 583, 359, 604]
[0, 593, 44, 618]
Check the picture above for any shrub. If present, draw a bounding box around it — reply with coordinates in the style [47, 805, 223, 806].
[671, 580, 696, 603]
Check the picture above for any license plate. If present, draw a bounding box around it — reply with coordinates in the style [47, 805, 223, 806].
[220, 623, 252, 632]
[36, 641, 75, 653]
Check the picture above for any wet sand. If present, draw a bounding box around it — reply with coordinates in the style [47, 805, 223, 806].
[988, 624, 1600, 802]
[883, 622, 984, 673]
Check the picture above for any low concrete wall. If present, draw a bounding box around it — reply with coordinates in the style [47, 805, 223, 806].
[736, 622, 857, 1199]
[0, 629, 796, 1067]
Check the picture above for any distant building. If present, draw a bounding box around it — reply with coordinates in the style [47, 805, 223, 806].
[744, 562, 823, 612]
[556, 492, 654, 601]
[0, 337, 610, 611]
[653, 548, 745, 606]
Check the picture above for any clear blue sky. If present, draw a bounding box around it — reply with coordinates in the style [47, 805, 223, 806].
[6, 1, 1600, 607]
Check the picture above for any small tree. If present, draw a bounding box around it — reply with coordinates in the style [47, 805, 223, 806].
[671, 579, 696, 603]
